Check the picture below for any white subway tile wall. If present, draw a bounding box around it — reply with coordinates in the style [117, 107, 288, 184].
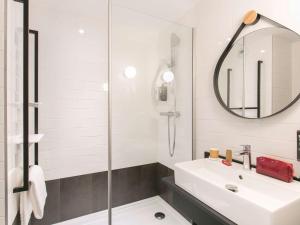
[180, 0, 300, 176]
[156, 26, 193, 169]
[29, 2, 194, 181]
[0, 0, 5, 223]
[29, 0, 110, 180]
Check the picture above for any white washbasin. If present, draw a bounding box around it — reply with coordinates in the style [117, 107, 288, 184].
[175, 159, 300, 225]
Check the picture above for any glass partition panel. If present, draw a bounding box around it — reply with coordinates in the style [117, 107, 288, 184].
[7, 1, 110, 224]
[111, 5, 193, 224]
[7, 0, 25, 224]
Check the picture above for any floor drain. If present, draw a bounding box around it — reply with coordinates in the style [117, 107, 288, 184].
[155, 212, 165, 220]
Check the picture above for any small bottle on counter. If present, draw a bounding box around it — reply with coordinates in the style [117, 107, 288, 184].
[209, 148, 219, 160]
[221, 149, 233, 166]
[226, 149, 233, 163]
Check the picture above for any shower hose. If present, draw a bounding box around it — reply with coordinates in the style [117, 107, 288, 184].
[167, 113, 177, 157]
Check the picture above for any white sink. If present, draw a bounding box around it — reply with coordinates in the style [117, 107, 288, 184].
[175, 159, 300, 225]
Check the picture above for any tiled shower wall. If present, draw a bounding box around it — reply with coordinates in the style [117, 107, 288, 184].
[156, 26, 193, 170]
[0, 0, 5, 224]
[29, 0, 110, 180]
[29, 2, 193, 181]
[29, 2, 161, 180]
[6, 3, 193, 224]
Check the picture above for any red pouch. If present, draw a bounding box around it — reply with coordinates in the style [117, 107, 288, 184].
[256, 157, 294, 183]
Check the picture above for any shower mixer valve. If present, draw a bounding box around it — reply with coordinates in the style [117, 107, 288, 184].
[160, 111, 180, 157]
[160, 111, 181, 118]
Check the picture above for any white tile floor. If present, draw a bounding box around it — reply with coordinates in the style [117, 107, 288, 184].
[55, 196, 191, 225]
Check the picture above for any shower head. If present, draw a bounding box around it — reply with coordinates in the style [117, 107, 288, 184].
[171, 33, 180, 47]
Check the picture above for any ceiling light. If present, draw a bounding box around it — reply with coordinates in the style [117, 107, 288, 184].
[124, 66, 137, 79]
[78, 29, 85, 34]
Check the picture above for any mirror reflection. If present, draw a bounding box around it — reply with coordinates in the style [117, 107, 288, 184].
[218, 27, 300, 118]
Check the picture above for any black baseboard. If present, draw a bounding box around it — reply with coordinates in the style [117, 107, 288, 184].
[162, 176, 236, 225]
[25, 163, 173, 225]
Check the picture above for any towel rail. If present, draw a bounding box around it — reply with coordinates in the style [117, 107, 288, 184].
[13, 1, 40, 193]
[29, 29, 39, 166]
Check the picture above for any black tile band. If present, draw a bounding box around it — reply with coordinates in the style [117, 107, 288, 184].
[27, 163, 173, 225]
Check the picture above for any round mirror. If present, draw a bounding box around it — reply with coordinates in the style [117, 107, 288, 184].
[215, 27, 300, 119]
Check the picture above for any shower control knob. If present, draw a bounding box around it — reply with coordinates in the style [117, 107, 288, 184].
[160, 111, 180, 117]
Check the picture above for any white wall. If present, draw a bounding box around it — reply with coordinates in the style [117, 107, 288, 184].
[0, 0, 5, 223]
[218, 39, 244, 114]
[29, 0, 109, 180]
[180, 0, 300, 175]
[272, 36, 293, 113]
[111, 6, 159, 170]
[244, 32, 273, 118]
[292, 41, 300, 97]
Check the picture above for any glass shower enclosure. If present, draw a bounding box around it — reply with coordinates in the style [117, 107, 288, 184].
[5, 1, 193, 225]
[110, 4, 193, 224]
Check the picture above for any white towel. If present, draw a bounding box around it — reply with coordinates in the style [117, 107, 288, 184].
[20, 189, 33, 225]
[28, 165, 47, 219]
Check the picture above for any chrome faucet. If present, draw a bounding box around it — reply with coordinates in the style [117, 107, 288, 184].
[237, 145, 252, 170]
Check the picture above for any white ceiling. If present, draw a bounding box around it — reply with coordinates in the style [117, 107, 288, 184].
[31, 0, 200, 22]
[112, 0, 200, 22]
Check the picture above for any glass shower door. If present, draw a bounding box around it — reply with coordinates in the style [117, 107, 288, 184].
[110, 4, 193, 225]
[6, 1, 111, 224]
[7, 0, 28, 224]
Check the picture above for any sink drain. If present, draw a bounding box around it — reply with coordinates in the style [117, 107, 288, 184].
[154, 212, 165, 220]
[225, 184, 238, 193]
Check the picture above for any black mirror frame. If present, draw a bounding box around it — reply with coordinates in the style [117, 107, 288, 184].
[213, 10, 300, 119]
